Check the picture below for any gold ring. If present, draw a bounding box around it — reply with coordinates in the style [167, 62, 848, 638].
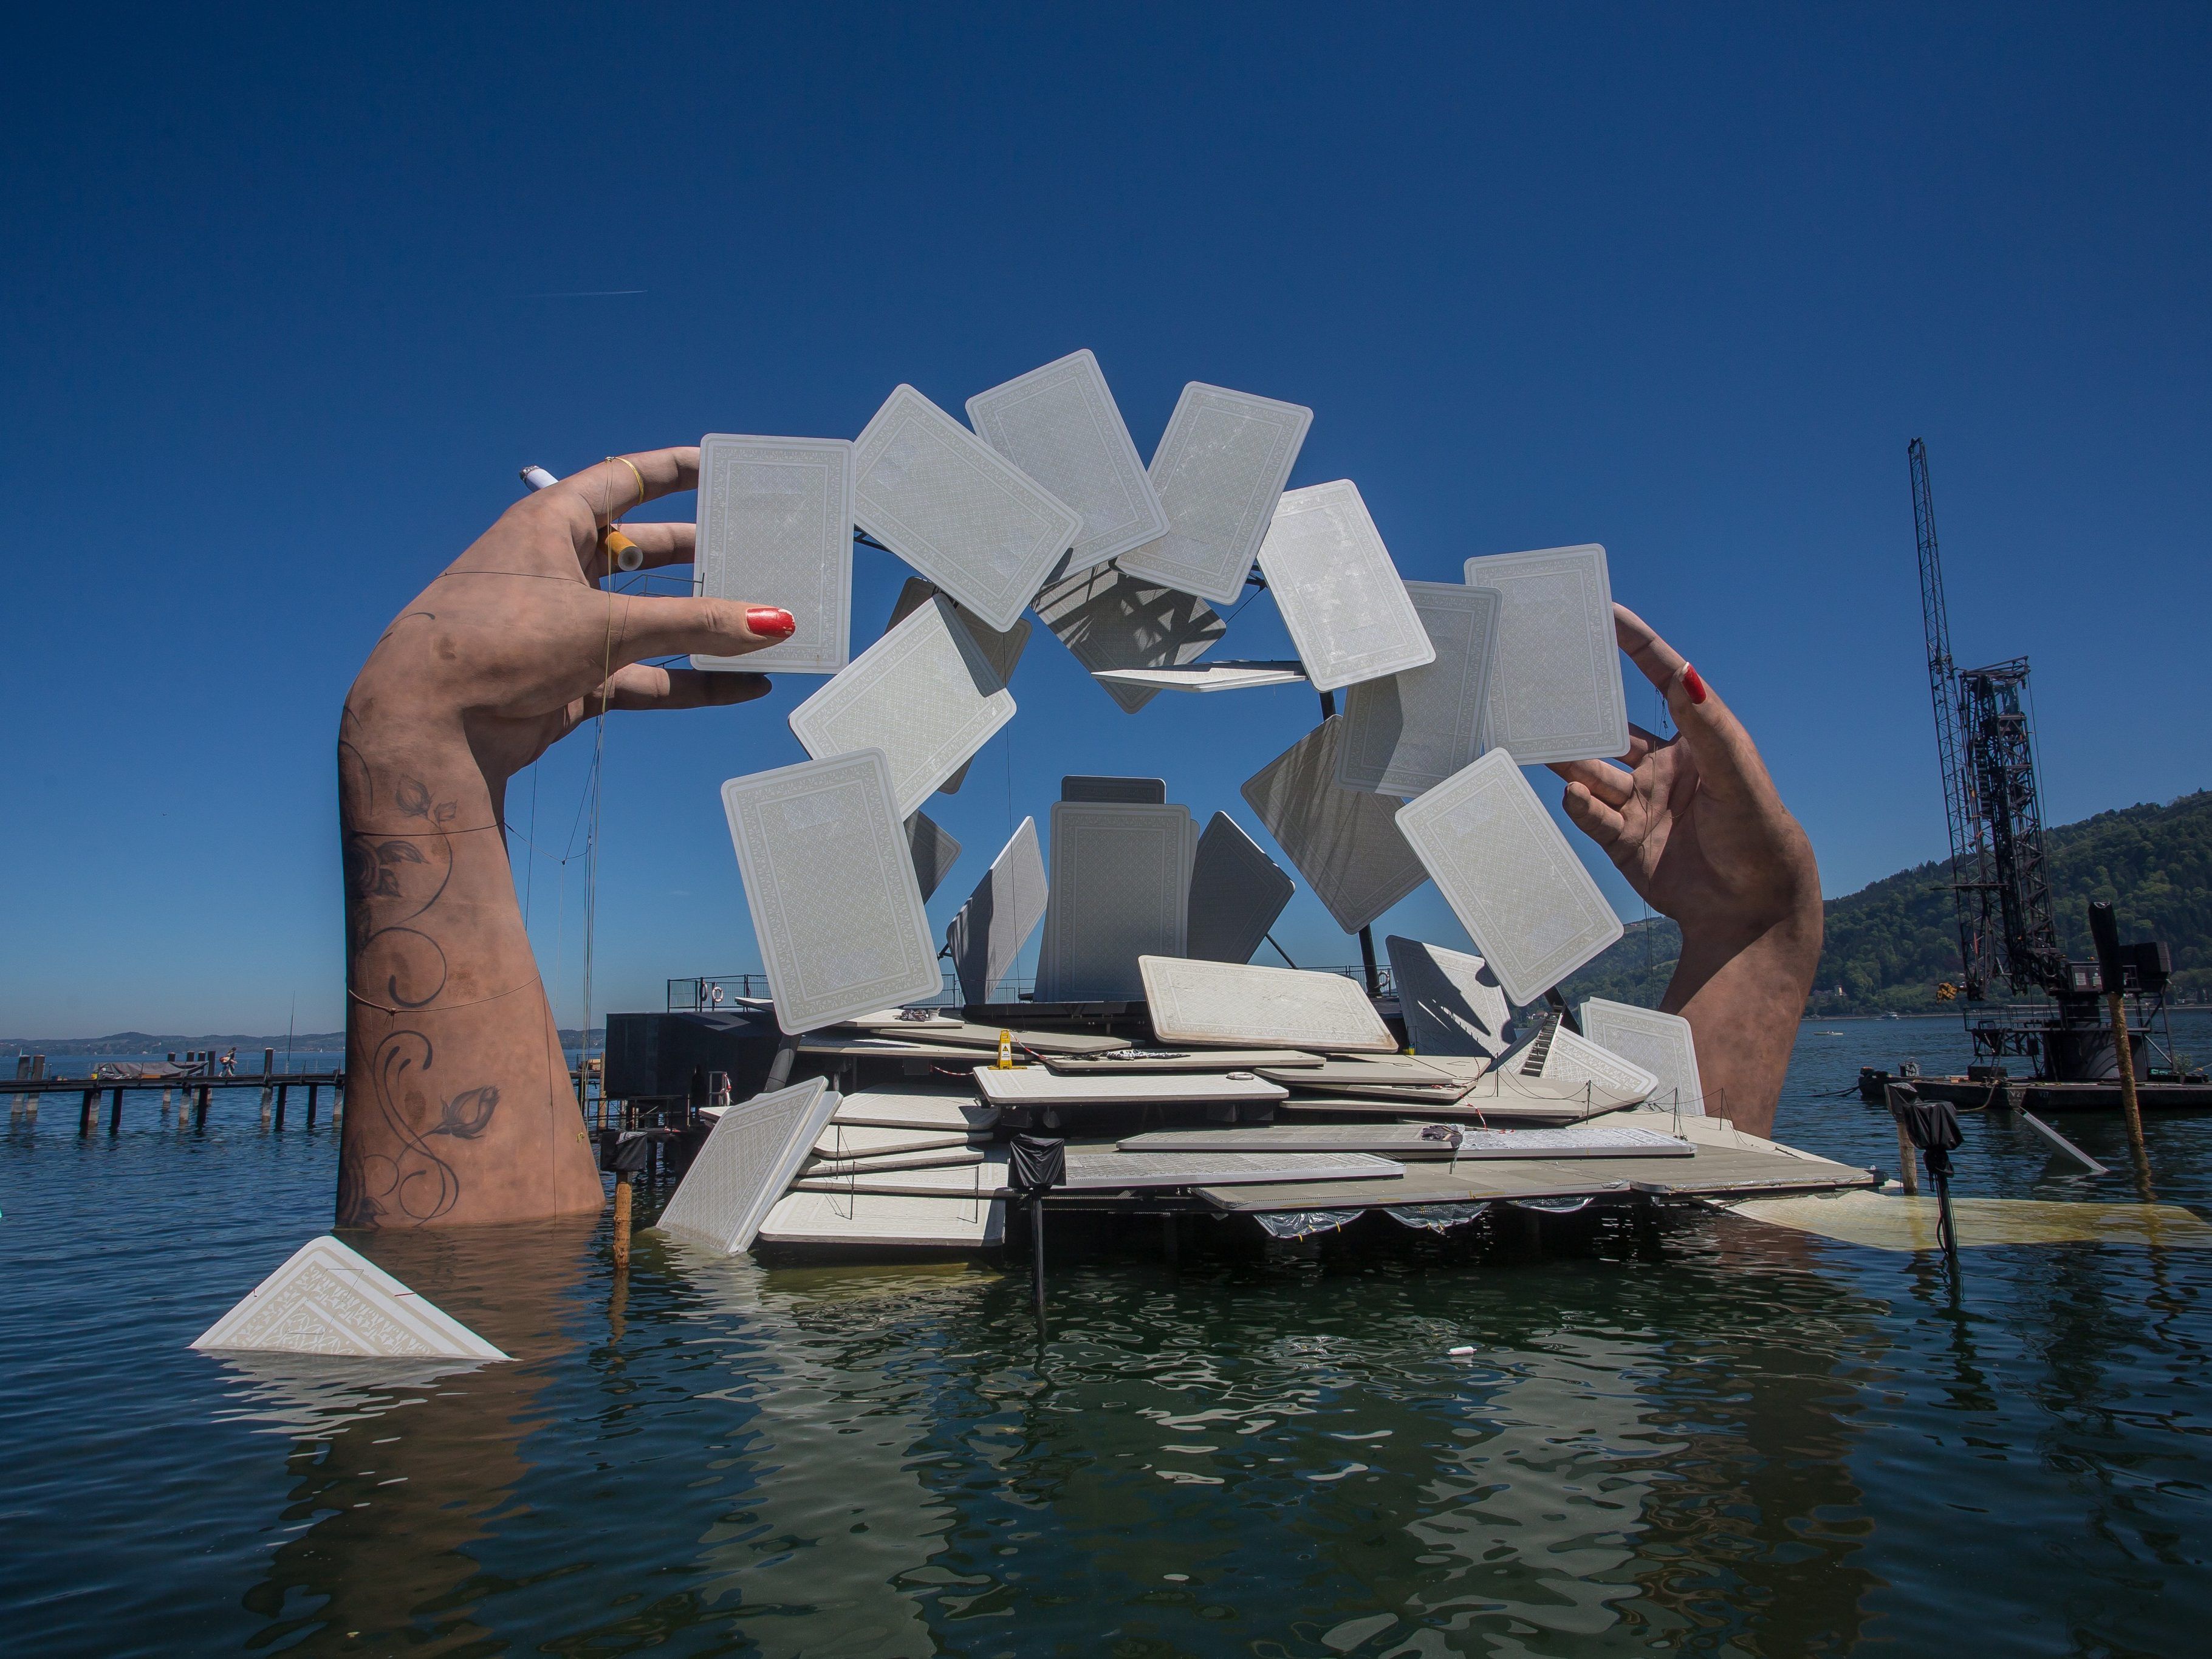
[605, 454, 648, 518]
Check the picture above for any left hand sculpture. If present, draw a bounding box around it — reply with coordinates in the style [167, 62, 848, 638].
[337, 448, 789, 1228]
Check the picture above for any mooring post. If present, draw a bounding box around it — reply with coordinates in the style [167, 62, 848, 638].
[109, 1086, 123, 1135]
[194, 1084, 210, 1127]
[1894, 1120, 1919, 1194]
[306, 1082, 318, 1124]
[259, 1084, 273, 1127]
[332, 1076, 344, 1124]
[80, 1088, 97, 1134]
[272, 1083, 287, 1131]
[160, 1086, 173, 1119]
[1030, 1196, 1048, 1332]
[612, 1171, 634, 1271]
[2089, 902, 2154, 1199]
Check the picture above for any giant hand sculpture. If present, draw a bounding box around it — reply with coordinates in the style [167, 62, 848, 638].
[1551, 606, 1823, 1136]
[337, 449, 787, 1228]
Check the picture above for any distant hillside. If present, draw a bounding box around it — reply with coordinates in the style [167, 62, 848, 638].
[1564, 790, 2212, 1017]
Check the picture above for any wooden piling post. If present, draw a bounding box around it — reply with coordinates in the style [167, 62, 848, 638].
[273, 1084, 286, 1131]
[194, 1084, 210, 1127]
[611, 1172, 634, 1271]
[259, 1084, 273, 1127]
[109, 1086, 124, 1134]
[305, 1082, 318, 1124]
[1895, 1120, 1919, 1194]
[80, 1088, 97, 1134]
[262, 1048, 275, 1079]
[160, 1086, 173, 1119]
[2089, 901, 2154, 1199]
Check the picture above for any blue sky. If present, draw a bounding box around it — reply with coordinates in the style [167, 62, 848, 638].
[7, 3, 2207, 1036]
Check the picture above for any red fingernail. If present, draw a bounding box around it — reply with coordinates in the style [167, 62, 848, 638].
[1682, 664, 1708, 705]
[747, 607, 795, 640]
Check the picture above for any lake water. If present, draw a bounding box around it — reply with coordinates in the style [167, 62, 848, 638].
[5, 1014, 2210, 1657]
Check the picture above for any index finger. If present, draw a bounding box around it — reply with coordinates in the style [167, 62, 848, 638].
[1612, 603, 1766, 806]
[1614, 603, 1686, 693]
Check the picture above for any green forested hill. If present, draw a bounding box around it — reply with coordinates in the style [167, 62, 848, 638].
[1562, 790, 2212, 1016]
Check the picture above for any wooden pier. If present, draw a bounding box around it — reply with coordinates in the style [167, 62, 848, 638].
[4, 1067, 348, 1133]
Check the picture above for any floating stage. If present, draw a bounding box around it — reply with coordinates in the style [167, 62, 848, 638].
[608, 970, 1876, 1262]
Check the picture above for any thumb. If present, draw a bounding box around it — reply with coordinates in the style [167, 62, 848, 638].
[611, 596, 796, 666]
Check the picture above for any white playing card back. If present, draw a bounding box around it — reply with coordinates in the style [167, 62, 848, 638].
[853, 384, 1082, 632]
[787, 595, 1015, 818]
[965, 349, 1167, 578]
[1395, 749, 1621, 1006]
[721, 750, 943, 1035]
[1338, 582, 1501, 796]
[1257, 481, 1435, 693]
[1580, 998, 1705, 1116]
[1034, 802, 1194, 1002]
[883, 576, 1030, 793]
[904, 810, 962, 901]
[692, 434, 854, 675]
[1462, 544, 1629, 765]
[946, 817, 1049, 1004]
[1093, 661, 1308, 693]
[1140, 956, 1398, 1052]
[1385, 936, 1512, 1059]
[1185, 812, 1294, 965]
[655, 1078, 840, 1254]
[1240, 717, 1429, 934]
[1119, 383, 1312, 605]
[1032, 563, 1226, 713]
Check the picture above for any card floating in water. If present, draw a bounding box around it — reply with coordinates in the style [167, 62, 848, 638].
[693, 433, 854, 676]
[191, 1236, 508, 1361]
[721, 750, 942, 1035]
[1258, 481, 1436, 693]
[1462, 544, 1629, 765]
[967, 349, 1167, 578]
[1728, 1191, 2212, 1252]
[655, 1078, 840, 1254]
[854, 384, 1081, 632]
[1397, 750, 1621, 1006]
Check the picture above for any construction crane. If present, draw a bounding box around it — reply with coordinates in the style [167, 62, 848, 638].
[1905, 439, 2186, 1092]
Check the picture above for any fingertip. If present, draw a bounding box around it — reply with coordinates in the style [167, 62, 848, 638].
[1682, 663, 1708, 706]
[745, 606, 796, 642]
